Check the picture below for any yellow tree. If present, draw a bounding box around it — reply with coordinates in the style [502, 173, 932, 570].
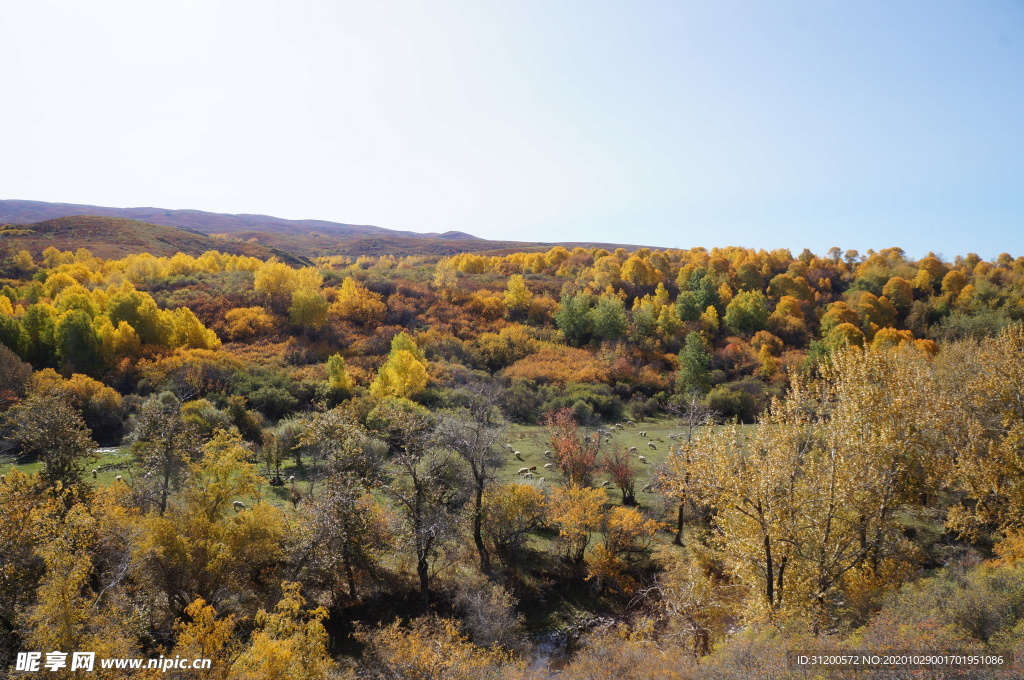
[939, 325, 1024, 539]
[230, 583, 336, 680]
[666, 347, 936, 627]
[170, 598, 240, 680]
[134, 430, 285, 617]
[289, 289, 329, 333]
[547, 485, 606, 563]
[588, 506, 662, 593]
[326, 353, 354, 394]
[503, 274, 533, 319]
[356, 617, 518, 680]
[370, 333, 428, 399]
[254, 261, 297, 313]
[329, 277, 386, 326]
[483, 483, 547, 565]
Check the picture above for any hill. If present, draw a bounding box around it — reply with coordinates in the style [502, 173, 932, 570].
[0, 199, 651, 258]
[0, 215, 307, 264]
[0, 199, 474, 240]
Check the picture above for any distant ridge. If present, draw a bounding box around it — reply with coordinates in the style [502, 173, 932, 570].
[0, 199, 652, 258]
[0, 199, 477, 240]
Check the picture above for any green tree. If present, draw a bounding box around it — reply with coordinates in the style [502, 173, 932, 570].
[131, 393, 202, 516]
[4, 390, 96, 501]
[21, 303, 58, 365]
[435, 385, 506, 574]
[590, 295, 627, 341]
[723, 290, 770, 336]
[555, 291, 593, 346]
[676, 332, 712, 395]
[369, 399, 469, 607]
[0, 315, 27, 359]
[55, 310, 103, 374]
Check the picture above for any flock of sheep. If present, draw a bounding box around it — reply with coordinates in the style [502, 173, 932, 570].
[3, 423, 671, 510]
[507, 420, 664, 491]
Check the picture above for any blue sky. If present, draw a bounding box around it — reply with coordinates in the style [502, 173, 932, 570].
[3, 1, 1022, 258]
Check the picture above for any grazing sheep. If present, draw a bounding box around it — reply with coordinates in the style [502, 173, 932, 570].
[91, 469, 98, 478]
[628, 446, 637, 453]
[523, 472, 535, 479]
[641, 484, 654, 493]
[627, 420, 635, 427]
[543, 462, 554, 470]
[538, 477, 545, 482]
[600, 480, 610, 488]
[287, 475, 295, 483]
[515, 452, 524, 461]
[115, 475, 124, 482]
[505, 443, 515, 451]
[518, 467, 530, 475]
[638, 455, 648, 464]
[233, 500, 246, 511]
[544, 450, 552, 458]
[529, 466, 537, 472]
[639, 430, 647, 438]
[648, 442, 657, 450]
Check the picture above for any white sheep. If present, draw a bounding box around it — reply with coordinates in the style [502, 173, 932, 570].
[641, 484, 654, 493]
[505, 443, 515, 451]
[543, 462, 554, 470]
[515, 452, 524, 461]
[91, 469, 98, 478]
[287, 475, 295, 483]
[628, 446, 637, 453]
[638, 455, 648, 464]
[639, 430, 647, 438]
[115, 475, 124, 482]
[648, 442, 657, 450]
[518, 467, 530, 475]
[627, 420, 636, 427]
[233, 500, 246, 511]
[600, 480, 610, 488]
[544, 450, 552, 458]
[538, 477, 546, 482]
[523, 471, 535, 479]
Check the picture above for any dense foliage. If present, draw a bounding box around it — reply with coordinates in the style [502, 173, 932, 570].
[2, 241, 1024, 678]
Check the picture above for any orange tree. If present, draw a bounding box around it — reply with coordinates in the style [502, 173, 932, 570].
[545, 407, 601, 488]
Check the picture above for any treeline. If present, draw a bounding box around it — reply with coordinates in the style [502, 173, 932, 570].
[3, 243, 1024, 428]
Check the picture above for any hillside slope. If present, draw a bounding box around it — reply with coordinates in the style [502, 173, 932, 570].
[0, 215, 307, 263]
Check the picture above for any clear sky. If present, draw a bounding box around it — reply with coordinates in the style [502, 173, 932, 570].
[3, 1, 1022, 258]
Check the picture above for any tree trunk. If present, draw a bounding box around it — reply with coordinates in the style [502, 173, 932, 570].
[473, 484, 491, 574]
[345, 560, 357, 601]
[417, 554, 430, 608]
[674, 502, 685, 545]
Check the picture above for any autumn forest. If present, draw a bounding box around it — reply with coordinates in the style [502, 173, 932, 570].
[3, 235, 1024, 679]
